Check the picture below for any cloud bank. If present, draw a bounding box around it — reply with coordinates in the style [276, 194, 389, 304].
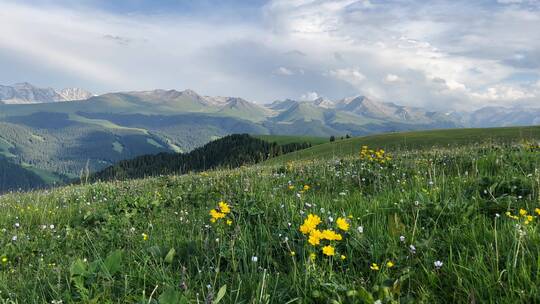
[0, 0, 538, 109]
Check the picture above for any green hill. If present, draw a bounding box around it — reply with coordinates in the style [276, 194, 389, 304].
[2, 137, 540, 302]
[254, 134, 327, 145]
[266, 125, 540, 164]
[92, 134, 311, 181]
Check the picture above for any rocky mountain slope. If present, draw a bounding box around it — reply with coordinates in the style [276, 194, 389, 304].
[0, 83, 92, 104]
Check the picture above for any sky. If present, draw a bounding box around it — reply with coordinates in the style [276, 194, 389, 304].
[0, 0, 539, 110]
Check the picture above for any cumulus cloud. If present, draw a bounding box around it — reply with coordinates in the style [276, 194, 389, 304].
[384, 74, 402, 83]
[328, 68, 366, 86]
[274, 67, 295, 75]
[300, 92, 320, 101]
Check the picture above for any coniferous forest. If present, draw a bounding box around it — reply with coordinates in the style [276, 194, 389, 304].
[92, 134, 311, 181]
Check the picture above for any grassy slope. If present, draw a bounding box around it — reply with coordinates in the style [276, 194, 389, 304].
[266, 125, 540, 164]
[254, 134, 328, 145]
[1, 142, 540, 302]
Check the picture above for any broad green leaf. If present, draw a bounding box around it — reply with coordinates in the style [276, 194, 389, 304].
[164, 248, 176, 264]
[103, 249, 123, 276]
[158, 287, 186, 304]
[213, 284, 227, 304]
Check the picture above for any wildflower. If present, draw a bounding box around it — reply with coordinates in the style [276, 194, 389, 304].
[300, 214, 322, 234]
[1, 257, 7, 264]
[251, 256, 258, 263]
[336, 217, 350, 231]
[322, 245, 335, 256]
[321, 229, 342, 241]
[309, 253, 317, 261]
[226, 219, 233, 226]
[288, 185, 295, 190]
[386, 261, 395, 268]
[519, 209, 527, 216]
[218, 201, 231, 214]
[434, 260, 443, 269]
[209, 209, 226, 222]
[357, 226, 364, 233]
[303, 185, 310, 191]
[399, 235, 406, 242]
[11, 236, 17, 242]
[370, 263, 380, 271]
[142, 233, 149, 241]
[340, 255, 346, 260]
[290, 251, 296, 256]
[409, 245, 416, 254]
[308, 229, 323, 246]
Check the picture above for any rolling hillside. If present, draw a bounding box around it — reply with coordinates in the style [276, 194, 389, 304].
[265, 125, 540, 164]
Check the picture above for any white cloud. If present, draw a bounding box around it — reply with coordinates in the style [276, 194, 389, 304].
[274, 67, 294, 75]
[300, 91, 320, 100]
[384, 74, 402, 83]
[328, 68, 366, 86]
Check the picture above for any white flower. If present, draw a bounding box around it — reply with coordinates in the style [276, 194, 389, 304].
[50, 224, 55, 230]
[495, 213, 500, 218]
[409, 245, 416, 254]
[357, 226, 364, 233]
[399, 235, 406, 242]
[328, 216, 334, 222]
[11, 235, 17, 242]
[251, 256, 258, 262]
[434, 260, 443, 269]
[14, 223, 20, 228]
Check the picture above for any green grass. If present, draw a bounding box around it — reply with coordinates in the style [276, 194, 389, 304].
[266, 125, 540, 164]
[254, 134, 328, 146]
[1, 138, 540, 302]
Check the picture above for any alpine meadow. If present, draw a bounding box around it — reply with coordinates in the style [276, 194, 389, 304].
[1, 0, 540, 303]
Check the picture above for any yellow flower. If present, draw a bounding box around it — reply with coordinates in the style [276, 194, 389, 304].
[226, 219, 233, 226]
[370, 263, 380, 271]
[218, 201, 231, 214]
[300, 214, 322, 234]
[526, 215, 534, 222]
[336, 217, 350, 231]
[308, 229, 323, 246]
[309, 253, 317, 261]
[322, 245, 335, 256]
[303, 185, 310, 191]
[142, 233, 149, 241]
[535, 208, 540, 216]
[210, 209, 226, 220]
[386, 261, 395, 268]
[340, 255, 346, 260]
[290, 251, 296, 256]
[288, 185, 295, 190]
[1, 257, 7, 264]
[321, 229, 343, 241]
[519, 209, 527, 216]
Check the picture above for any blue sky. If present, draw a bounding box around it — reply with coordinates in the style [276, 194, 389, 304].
[0, 0, 539, 109]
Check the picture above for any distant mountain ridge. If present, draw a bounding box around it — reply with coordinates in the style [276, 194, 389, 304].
[2, 82, 539, 129]
[0, 82, 93, 104]
[0, 82, 539, 182]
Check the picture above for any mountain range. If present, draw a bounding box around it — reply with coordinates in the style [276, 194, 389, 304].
[0, 82, 538, 191]
[0, 82, 93, 104]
